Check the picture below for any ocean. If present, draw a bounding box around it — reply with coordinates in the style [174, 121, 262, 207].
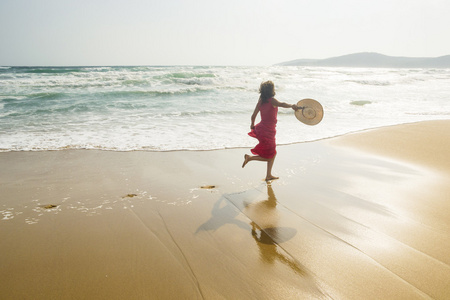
[1, 65, 449, 152]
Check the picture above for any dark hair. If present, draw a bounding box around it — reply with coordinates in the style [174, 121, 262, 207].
[259, 81, 275, 103]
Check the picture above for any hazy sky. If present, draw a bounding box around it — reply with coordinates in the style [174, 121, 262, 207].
[1, 0, 449, 66]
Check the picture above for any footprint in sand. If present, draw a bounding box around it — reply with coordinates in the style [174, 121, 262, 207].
[123, 194, 138, 198]
[200, 185, 216, 189]
[41, 204, 58, 209]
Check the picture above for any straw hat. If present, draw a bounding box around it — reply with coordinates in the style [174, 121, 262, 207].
[295, 99, 323, 125]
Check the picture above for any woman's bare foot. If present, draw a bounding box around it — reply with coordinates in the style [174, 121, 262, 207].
[265, 175, 279, 181]
[242, 154, 250, 168]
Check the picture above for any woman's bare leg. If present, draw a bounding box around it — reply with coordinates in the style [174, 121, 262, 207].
[242, 154, 251, 168]
[242, 154, 279, 181]
[265, 154, 279, 181]
[242, 154, 268, 168]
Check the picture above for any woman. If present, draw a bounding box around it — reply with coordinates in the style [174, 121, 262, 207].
[242, 81, 298, 181]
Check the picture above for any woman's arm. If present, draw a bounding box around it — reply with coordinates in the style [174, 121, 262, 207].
[250, 98, 262, 129]
[271, 98, 298, 110]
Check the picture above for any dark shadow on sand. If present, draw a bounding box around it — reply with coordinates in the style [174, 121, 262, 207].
[195, 194, 250, 233]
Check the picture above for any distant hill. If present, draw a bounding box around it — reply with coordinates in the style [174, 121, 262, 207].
[276, 52, 450, 68]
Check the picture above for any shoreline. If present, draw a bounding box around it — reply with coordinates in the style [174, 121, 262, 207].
[1, 120, 449, 154]
[1, 120, 449, 299]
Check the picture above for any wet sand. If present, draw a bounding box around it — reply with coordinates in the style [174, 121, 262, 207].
[1, 120, 449, 299]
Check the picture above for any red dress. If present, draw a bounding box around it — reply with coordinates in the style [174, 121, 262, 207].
[248, 99, 278, 159]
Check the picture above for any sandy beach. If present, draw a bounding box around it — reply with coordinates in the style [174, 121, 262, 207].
[1, 120, 449, 299]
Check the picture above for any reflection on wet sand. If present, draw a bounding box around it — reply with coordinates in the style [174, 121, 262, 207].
[194, 182, 329, 298]
[243, 183, 279, 229]
[245, 184, 304, 276]
[251, 222, 305, 276]
[198, 183, 306, 277]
